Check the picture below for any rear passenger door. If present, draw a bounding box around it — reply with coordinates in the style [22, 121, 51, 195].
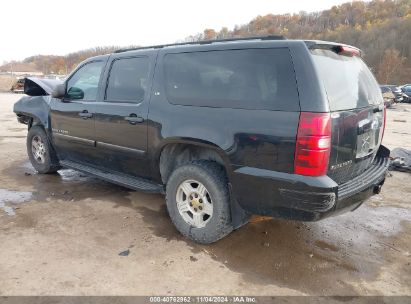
[93, 51, 157, 178]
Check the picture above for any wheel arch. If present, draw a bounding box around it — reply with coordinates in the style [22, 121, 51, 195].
[27, 124, 61, 173]
[155, 138, 233, 185]
[158, 141, 250, 232]
[16, 112, 45, 129]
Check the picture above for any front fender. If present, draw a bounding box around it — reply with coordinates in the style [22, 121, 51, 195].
[13, 95, 51, 130]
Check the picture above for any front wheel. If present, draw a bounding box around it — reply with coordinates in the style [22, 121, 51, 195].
[166, 161, 233, 244]
[27, 126, 60, 174]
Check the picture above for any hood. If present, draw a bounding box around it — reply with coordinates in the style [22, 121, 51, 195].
[24, 77, 63, 96]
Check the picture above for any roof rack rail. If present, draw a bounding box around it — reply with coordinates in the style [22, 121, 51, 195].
[114, 35, 286, 53]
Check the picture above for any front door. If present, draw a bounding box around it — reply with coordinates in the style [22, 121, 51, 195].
[50, 59, 107, 164]
[93, 53, 156, 178]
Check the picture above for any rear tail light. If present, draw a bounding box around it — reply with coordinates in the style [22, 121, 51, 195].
[294, 112, 331, 176]
[334, 45, 361, 57]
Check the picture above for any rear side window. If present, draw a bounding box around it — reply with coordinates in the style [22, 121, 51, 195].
[310, 49, 383, 111]
[105, 57, 150, 102]
[163, 48, 299, 111]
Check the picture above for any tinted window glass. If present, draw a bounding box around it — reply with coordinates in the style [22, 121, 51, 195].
[163, 48, 299, 111]
[66, 61, 104, 100]
[310, 49, 383, 111]
[105, 57, 150, 102]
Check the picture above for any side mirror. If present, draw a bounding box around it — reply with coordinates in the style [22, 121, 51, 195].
[66, 87, 84, 100]
[51, 84, 66, 99]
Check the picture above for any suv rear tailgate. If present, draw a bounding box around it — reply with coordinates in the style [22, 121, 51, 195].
[309, 45, 385, 184]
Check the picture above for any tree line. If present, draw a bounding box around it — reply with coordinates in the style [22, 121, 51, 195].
[1, 0, 410, 84]
[188, 0, 411, 84]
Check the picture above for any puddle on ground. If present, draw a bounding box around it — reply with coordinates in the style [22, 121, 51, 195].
[3, 160, 132, 206]
[0, 189, 32, 216]
[58, 169, 92, 182]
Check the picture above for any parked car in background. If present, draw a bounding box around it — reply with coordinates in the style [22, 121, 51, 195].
[380, 86, 395, 107]
[381, 85, 404, 103]
[44, 74, 67, 81]
[401, 84, 411, 103]
[10, 78, 25, 93]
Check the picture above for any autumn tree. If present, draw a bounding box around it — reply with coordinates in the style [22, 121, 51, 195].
[186, 0, 411, 84]
[203, 29, 217, 40]
[217, 27, 230, 39]
[377, 49, 407, 84]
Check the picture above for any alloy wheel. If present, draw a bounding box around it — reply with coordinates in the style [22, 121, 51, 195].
[31, 135, 46, 164]
[176, 179, 213, 228]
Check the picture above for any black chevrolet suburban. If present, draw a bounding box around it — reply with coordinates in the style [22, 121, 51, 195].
[14, 36, 389, 243]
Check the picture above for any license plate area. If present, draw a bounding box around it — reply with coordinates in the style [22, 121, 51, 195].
[356, 130, 377, 158]
[356, 113, 383, 159]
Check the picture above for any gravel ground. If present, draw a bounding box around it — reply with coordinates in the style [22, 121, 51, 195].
[0, 93, 410, 296]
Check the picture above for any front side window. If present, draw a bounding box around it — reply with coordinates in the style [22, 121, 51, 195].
[105, 57, 150, 102]
[163, 48, 299, 111]
[66, 61, 104, 101]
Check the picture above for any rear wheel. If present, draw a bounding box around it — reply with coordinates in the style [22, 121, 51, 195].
[166, 161, 233, 244]
[27, 126, 60, 174]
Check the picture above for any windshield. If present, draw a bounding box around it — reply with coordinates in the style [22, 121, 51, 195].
[310, 48, 383, 111]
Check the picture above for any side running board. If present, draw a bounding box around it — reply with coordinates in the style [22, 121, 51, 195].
[60, 160, 163, 193]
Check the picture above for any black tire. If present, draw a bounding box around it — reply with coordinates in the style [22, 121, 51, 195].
[166, 160, 233, 244]
[27, 126, 60, 174]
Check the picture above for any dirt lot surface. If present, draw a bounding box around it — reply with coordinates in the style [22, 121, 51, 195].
[0, 92, 410, 296]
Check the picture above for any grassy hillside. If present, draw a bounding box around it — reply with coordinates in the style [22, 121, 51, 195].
[0, 46, 124, 76]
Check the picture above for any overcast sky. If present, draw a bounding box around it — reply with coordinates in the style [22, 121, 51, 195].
[0, 0, 352, 63]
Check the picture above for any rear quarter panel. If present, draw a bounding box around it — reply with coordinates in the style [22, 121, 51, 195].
[147, 42, 304, 212]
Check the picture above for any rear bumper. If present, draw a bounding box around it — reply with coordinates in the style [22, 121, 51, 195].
[231, 146, 390, 221]
[337, 156, 388, 200]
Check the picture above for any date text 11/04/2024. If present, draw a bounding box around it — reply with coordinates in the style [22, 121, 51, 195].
[149, 296, 257, 303]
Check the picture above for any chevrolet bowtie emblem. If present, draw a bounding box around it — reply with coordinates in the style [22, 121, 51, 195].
[361, 135, 370, 153]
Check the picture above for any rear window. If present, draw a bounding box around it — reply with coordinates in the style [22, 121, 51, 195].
[163, 48, 299, 111]
[310, 49, 383, 111]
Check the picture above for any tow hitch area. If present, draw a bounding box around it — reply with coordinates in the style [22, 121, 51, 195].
[373, 184, 383, 194]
